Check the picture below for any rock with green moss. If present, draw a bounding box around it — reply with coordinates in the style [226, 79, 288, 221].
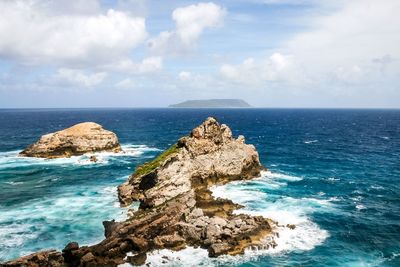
[134, 144, 180, 178]
[118, 117, 263, 208]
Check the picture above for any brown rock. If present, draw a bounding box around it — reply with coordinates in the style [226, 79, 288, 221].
[287, 224, 296, 230]
[81, 252, 95, 263]
[119, 117, 264, 208]
[1, 250, 64, 267]
[209, 243, 231, 257]
[20, 122, 121, 158]
[63, 242, 79, 252]
[127, 253, 147, 266]
[103, 220, 117, 238]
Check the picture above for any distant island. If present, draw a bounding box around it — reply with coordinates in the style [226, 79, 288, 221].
[169, 99, 252, 108]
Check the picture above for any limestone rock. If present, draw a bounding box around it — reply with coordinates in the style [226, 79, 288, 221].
[127, 253, 147, 266]
[118, 117, 263, 208]
[4, 117, 281, 267]
[1, 250, 65, 267]
[20, 122, 121, 158]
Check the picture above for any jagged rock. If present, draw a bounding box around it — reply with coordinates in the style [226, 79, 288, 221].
[118, 117, 263, 208]
[209, 243, 231, 257]
[81, 252, 95, 263]
[113, 117, 275, 259]
[103, 220, 118, 238]
[0, 250, 64, 267]
[127, 253, 147, 266]
[19, 122, 121, 158]
[4, 117, 280, 267]
[287, 224, 296, 230]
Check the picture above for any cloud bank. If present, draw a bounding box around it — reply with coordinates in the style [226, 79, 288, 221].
[0, 1, 147, 66]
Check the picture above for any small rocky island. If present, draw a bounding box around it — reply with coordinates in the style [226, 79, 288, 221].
[20, 122, 122, 158]
[4, 118, 286, 267]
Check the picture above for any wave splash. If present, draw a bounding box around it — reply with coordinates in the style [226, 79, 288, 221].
[212, 171, 329, 254]
[0, 144, 160, 170]
[0, 186, 128, 261]
[137, 170, 332, 266]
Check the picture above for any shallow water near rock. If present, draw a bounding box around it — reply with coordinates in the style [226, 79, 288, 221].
[0, 108, 399, 266]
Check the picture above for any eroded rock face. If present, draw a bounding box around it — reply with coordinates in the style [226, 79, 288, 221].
[114, 117, 275, 259]
[19, 122, 122, 158]
[118, 117, 262, 208]
[3, 117, 281, 267]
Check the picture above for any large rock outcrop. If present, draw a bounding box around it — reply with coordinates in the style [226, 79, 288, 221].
[118, 116, 263, 208]
[3, 117, 284, 267]
[19, 122, 122, 158]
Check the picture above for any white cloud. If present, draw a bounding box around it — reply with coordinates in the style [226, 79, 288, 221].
[148, 2, 226, 55]
[285, 0, 400, 81]
[178, 71, 192, 81]
[115, 78, 135, 89]
[54, 69, 107, 87]
[220, 53, 297, 85]
[260, 0, 312, 4]
[173, 2, 226, 45]
[220, 0, 400, 89]
[116, 0, 147, 16]
[0, 1, 147, 65]
[106, 57, 163, 74]
[39, 0, 102, 15]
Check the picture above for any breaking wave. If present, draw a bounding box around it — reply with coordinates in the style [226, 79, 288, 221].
[0, 144, 160, 170]
[120, 170, 332, 266]
[211, 171, 330, 255]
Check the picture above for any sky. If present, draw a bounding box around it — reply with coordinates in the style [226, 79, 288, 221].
[0, 0, 399, 108]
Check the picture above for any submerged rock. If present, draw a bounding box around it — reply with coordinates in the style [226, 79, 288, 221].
[19, 122, 121, 158]
[4, 117, 279, 266]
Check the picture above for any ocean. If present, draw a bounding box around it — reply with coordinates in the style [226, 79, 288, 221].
[0, 108, 399, 266]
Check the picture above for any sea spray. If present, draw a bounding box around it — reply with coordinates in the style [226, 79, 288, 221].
[211, 171, 330, 254]
[0, 144, 159, 170]
[0, 144, 160, 261]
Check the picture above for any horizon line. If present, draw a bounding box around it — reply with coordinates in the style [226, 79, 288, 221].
[1, 107, 400, 110]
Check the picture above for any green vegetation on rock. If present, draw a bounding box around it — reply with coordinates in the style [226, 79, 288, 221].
[134, 144, 180, 177]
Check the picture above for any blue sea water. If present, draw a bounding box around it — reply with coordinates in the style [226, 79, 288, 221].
[0, 108, 399, 266]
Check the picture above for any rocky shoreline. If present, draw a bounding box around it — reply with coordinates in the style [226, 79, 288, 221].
[3, 118, 286, 267]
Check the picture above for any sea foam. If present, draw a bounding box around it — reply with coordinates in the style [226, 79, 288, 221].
[212, 171, 330, 254]
[0, 144, 159, 170]
[0, 185, 128, 261]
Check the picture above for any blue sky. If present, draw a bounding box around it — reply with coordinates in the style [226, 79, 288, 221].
[0, 0, 399, 108]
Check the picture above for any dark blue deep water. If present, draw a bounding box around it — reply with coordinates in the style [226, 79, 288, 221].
[0, 108, 399, 266]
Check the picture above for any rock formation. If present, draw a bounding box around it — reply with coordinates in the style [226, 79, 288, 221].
[19, 122, 122, 158]
[3, 117, 282, 267]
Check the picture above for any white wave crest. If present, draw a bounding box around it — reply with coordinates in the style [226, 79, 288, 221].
[211, 170, 330, 256]
[304, 140, 318, 144]
[262, 170, 303, 182]
[0, 185, 128, 261]
[0, 144, 159, 169]
[120, 171, 330, 266]
[356, 204, 366, 210]
[121, 246, 268, 267]
[3, 181, 24, 185]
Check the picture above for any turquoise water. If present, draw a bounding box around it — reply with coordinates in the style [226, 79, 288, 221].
[0, 108, 399, 266]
